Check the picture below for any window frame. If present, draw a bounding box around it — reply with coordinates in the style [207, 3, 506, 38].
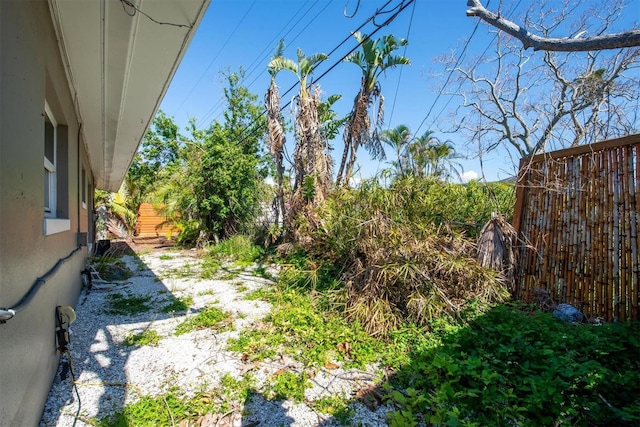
[44, 102, 57, 217]
[43, 101, 70, 236]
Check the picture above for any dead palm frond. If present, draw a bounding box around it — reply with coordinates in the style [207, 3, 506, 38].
[477, 213, 518, 292]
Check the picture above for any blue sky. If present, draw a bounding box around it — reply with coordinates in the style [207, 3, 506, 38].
[159, 0, 640, 183]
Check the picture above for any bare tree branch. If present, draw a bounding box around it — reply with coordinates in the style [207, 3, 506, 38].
[466, 0, 640, 51]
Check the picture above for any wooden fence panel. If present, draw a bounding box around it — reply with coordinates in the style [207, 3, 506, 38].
[136, 203, 179, 238]
[513, 134, 640, 322]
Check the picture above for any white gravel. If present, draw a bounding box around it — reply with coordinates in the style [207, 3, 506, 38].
[39, 248, 393, 426]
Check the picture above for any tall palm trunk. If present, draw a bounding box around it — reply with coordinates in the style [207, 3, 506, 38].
[265, 79, 286, 228]
[337, 85, 372, 186]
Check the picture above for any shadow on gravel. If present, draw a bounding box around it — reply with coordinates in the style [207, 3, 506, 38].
[40, 240, 195, 426]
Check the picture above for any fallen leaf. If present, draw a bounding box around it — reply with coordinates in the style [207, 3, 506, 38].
[324, 362, 340, 370]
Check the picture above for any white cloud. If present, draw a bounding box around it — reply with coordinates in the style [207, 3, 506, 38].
[460, 170, 479, 182]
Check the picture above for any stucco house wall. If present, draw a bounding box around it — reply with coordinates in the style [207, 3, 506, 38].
[0, 1, 92, 425]
[1, 0, 209, 424]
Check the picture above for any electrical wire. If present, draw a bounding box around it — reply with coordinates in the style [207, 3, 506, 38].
[201, 0, 399, 129]
[175, 0, 259, 115]
[425, 0, 524, 131]
[387, 0, 416, 127]
[56, 306, 81, 427]
[67, 352, 81, 427]
[226, 0, 415, 150]
[199, 0, 331, 129]
[119, 0, 192, 28]
[344, 0, 361, 18]
[0, 246, 82, 322]
[414, 17, 483, 137]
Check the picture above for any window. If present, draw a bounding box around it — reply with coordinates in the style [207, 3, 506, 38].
[44, 103, 56, 216]
[43, 101, 70, 235]
[81, 167, 87, 209]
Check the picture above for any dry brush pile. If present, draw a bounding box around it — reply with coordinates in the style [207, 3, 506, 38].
[296, 178, 511, 336]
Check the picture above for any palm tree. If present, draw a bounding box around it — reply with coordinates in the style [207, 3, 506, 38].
[409, 131, 462, 181]
[265, 40, 287, 230]
[267, 46, 331, 225]
[337, 32, 410, 186]
[381, 124, 412, 177]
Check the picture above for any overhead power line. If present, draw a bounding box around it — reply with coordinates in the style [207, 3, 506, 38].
[228, 0, 416, 150]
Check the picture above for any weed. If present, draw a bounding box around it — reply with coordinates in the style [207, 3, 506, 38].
[197, 289, 215, 296]
[133, 258, 146, 271]
[124, 329, 161, 346]
[95, 386, 222, 427]
[94, 259, 133, 282]
[232, 281, 248, 293]
[219, 373, 256, 402]
[311, 394, 354, 421]
[95, 376, 257, 426]
[175, 306, 231, 336]
[228, 289, 382, 368]
[105, 292, 151, 316]
[264, 370, 310, 403]
[208, 235, 263, 263]
[161, 295, 193, 313]
[162, 265, 193, 279]
[250, 265, 273, 280]
[219, 270, 240, 281]
[243, 287, 276, 301]
[158, 254, 174, 261]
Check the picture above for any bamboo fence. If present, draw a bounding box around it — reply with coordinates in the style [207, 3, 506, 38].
[512, 134, 639, 322]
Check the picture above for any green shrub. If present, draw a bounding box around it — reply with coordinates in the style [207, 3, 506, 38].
[388, 303, 640, 426]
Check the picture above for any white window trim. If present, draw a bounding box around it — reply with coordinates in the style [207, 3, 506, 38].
[44, 102, 57, 218]
[44, 218, 71, 235]
[81, 167, 87, 210]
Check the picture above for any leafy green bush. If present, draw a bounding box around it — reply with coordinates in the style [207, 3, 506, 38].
[388, 303, 640, 426]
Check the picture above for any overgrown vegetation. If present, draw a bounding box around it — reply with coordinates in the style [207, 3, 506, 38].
[207, 234, 264, 264]
[229, 287, 383, 368]
[93, 257, 133, 282]
[96, 375, 256, 427]
[96, 15, 639, 423]
[294, 177, 513, 336]
[386, 303, 640, 426]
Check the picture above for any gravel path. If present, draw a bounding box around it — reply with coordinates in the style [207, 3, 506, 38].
[39, 246, 392, 426]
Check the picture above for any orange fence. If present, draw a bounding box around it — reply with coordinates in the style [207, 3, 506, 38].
[513, 134, 639, 321]
[136, 203, 179, 238]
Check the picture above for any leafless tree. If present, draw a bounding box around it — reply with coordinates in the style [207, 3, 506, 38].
[466, 0, 640, 51]
[438, 0, 640, 165]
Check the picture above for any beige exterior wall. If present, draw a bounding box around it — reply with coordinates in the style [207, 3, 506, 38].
[0, 1, 92, 425]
